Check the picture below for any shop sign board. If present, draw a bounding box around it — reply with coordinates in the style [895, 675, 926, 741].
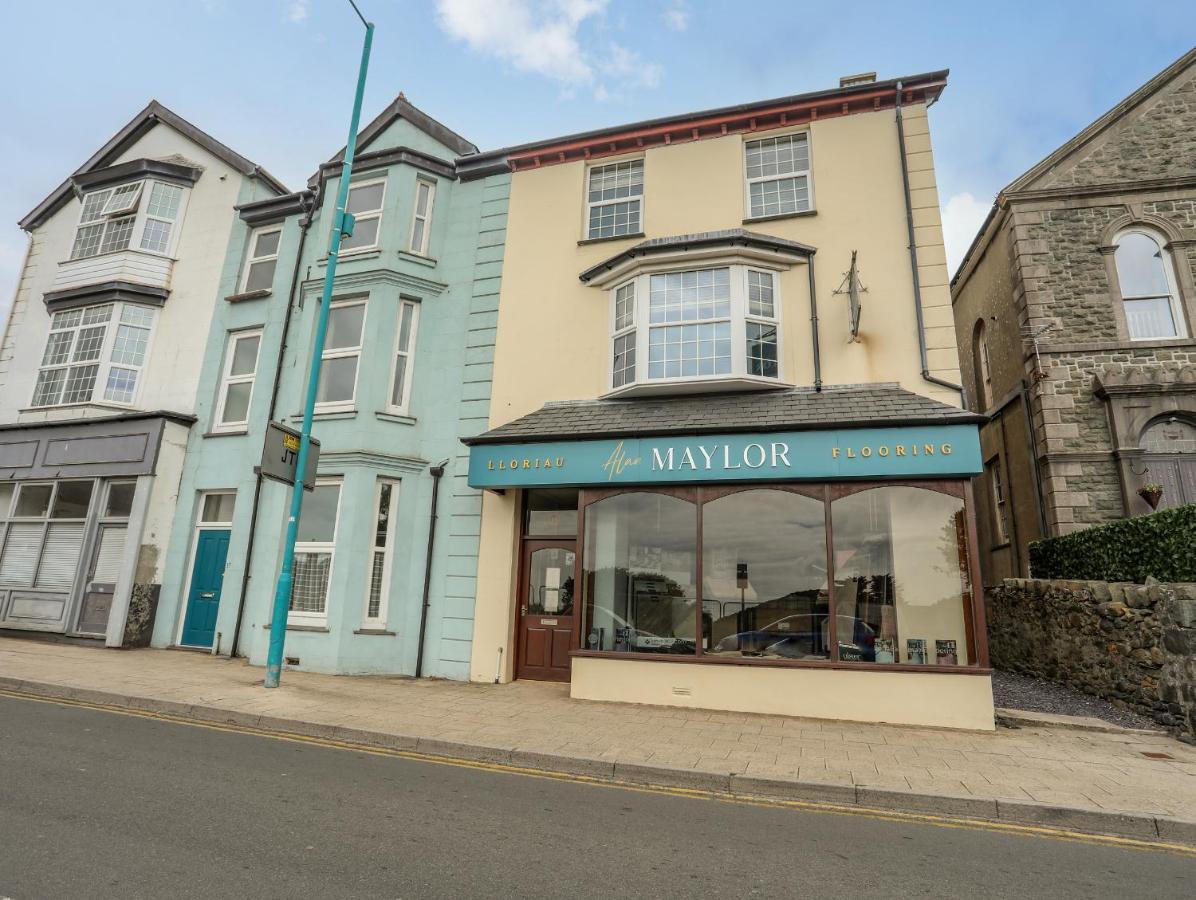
[467, 424, 981, 489]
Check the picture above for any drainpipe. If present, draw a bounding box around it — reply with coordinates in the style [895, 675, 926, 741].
[895, 81, 963, 396]
[414, 460, 448, 678]
[229, 192, 317, 659]
[807, 252, 822, 392]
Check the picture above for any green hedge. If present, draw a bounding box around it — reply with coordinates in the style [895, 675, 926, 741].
[1029, 504, 1196, 583]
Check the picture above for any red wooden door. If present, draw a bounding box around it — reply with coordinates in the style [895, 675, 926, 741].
[515, 541, 577, 682]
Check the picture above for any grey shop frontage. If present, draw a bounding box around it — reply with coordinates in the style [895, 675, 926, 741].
[466, 387, 999, 730]
[0, 411, 192, 644]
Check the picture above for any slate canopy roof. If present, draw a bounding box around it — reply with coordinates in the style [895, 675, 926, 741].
[463, 384, 984, 445]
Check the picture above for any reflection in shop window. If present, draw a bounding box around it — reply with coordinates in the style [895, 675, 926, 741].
[582, 492, 697, 655]
[830, 487, 972, 666]
[702, 490, 829, 659]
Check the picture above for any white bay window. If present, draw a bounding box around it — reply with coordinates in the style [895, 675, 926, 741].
[315, 299, 366, 409]
[32, 303, 156, 408]
[608, 265, 785, 393]
[70, 179, 186, 260]
[363, 479, 399, 627]
[289, 479, 342, 622]
[387, 300, 419, 415]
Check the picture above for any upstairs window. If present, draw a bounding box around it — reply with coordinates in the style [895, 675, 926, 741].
[213, 329, 262, 431]
[408, 179, 436, 256]
[289, 479, 341, 621]
[608, 266, 784, 392]
[31, 303, 156, 408]
[973, 319, 992, 409]
[744, 133, 811, 219]
[586, 160, 643, 240]
[70, 180, 185, 260]
[315, 299, 366, 409]
[340, 179, 385, 253]
[1114, 229, 1186, 339]
[387, 300, 420, 415]
[241, 227, 282, 293]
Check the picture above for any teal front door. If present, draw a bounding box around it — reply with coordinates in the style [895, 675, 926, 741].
[181, 529, 230, 648]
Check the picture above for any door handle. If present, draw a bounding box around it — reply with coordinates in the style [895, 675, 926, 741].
[521, 605, 527, 615]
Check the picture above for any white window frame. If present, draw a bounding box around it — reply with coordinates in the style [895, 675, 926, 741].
[289, 477, 342, 625]
[315, 298, 368, 412]
[1114, 227, 1188, 341]
[31, 302, 157, 410]
[407, 178, 436, 256]
[584, 158, 645, 241]
[607, 262, 786, 393]
[362, 478, 400, 628]
[213, 329, 263, 433]
[743, 130, 814, 220]
[240, 226, 283, 293]
[386, 300, 420, 415]
[340, 178, 386, 255]
[70, 179, 188, 261]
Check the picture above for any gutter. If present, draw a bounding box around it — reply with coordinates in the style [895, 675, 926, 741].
[229, 189, 318, 659]
[894, 81, 963, 396]
[414, 461, 448, 678]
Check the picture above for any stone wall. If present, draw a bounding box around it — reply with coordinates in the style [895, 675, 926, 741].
[988, 578, 1196, 738]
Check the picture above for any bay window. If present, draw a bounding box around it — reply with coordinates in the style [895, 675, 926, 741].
[363, 479, 399, 627]
[32, 303, 156, 408]
[609, 265, 784, 392]
[340, 179, 385, 253]
[315, 299, 366, 409]
[70, 179, 186, 260]
[408, 179, 435, 256]
[387, 300, 420, 414]
[289, 479, 341, 621]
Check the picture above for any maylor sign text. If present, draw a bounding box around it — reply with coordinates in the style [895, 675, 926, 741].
[467, 424, 982, 489]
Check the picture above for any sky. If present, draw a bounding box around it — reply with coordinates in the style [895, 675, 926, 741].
[1, 1, 1193, 326]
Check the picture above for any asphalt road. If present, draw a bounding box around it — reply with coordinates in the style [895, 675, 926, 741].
[0, 695, 1192, 900]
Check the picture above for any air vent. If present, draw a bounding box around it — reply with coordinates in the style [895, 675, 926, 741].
[839, 72, 877, 88]
[672, 686, 692, 696]
[285, 656, 300, 666]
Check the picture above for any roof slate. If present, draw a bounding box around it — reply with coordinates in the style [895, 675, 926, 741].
[464, 384, 985, 445]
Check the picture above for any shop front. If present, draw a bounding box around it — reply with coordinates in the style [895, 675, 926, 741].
[466, 387, 996, 730]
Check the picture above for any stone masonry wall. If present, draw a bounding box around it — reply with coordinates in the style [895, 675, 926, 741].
[988, 578, 1196, 738]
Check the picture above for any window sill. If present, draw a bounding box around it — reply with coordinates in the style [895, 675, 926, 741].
[203, 429, 248, 438]
[375, 410, 416, 425]
[570, 649, 989, 676]
[263, 622, 330, 633]
[318, 248, 381, 266]
[354, 628, 396, 636]
[292, 408, 357, 422]
[743, 209, 817, 225]
[578, 232, 645, 247]
[19, 400, 137, 415]
[601, 375, 793, 400]
[225, 289, 271, 303]
[398, 250, 438, 268]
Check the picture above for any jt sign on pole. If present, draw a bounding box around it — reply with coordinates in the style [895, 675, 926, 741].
[259, 421, 319, 491]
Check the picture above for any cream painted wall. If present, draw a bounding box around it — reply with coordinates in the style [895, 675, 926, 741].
[0, 122, 266, 422]
[470, 101, 962, 685]
[571, 656, 996, 731]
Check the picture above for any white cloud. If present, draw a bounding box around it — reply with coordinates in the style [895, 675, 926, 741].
[435, 0, 661, 99]
[941, 191, 992, 276]
[286, 1, 309, 24]
[663, 0, 689, 31]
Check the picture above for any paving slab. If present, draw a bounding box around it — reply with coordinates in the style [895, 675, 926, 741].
[2, 637, 1195, 846]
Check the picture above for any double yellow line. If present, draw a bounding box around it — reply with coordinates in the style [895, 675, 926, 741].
[3, 687, 1193, 859]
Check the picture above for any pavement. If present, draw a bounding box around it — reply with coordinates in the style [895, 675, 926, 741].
[3, 696, 1193, 899]
[2, 636, 1195, 848]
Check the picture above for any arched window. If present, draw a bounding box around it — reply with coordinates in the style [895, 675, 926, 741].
[972, 319, 991, 410]
[1114, 229, 1186, 340]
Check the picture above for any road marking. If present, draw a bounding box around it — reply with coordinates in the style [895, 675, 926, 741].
[3, 687, 1193, 858]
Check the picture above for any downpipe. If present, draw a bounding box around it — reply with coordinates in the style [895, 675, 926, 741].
[895, 81, 963, 396]
[414, 460, 449, 678]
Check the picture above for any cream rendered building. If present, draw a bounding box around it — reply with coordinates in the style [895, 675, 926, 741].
[458, 71, 993, 730]
[0, 102, 284, 644]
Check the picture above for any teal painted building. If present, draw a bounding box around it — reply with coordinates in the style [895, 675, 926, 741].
[151, 97, 509, 677]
